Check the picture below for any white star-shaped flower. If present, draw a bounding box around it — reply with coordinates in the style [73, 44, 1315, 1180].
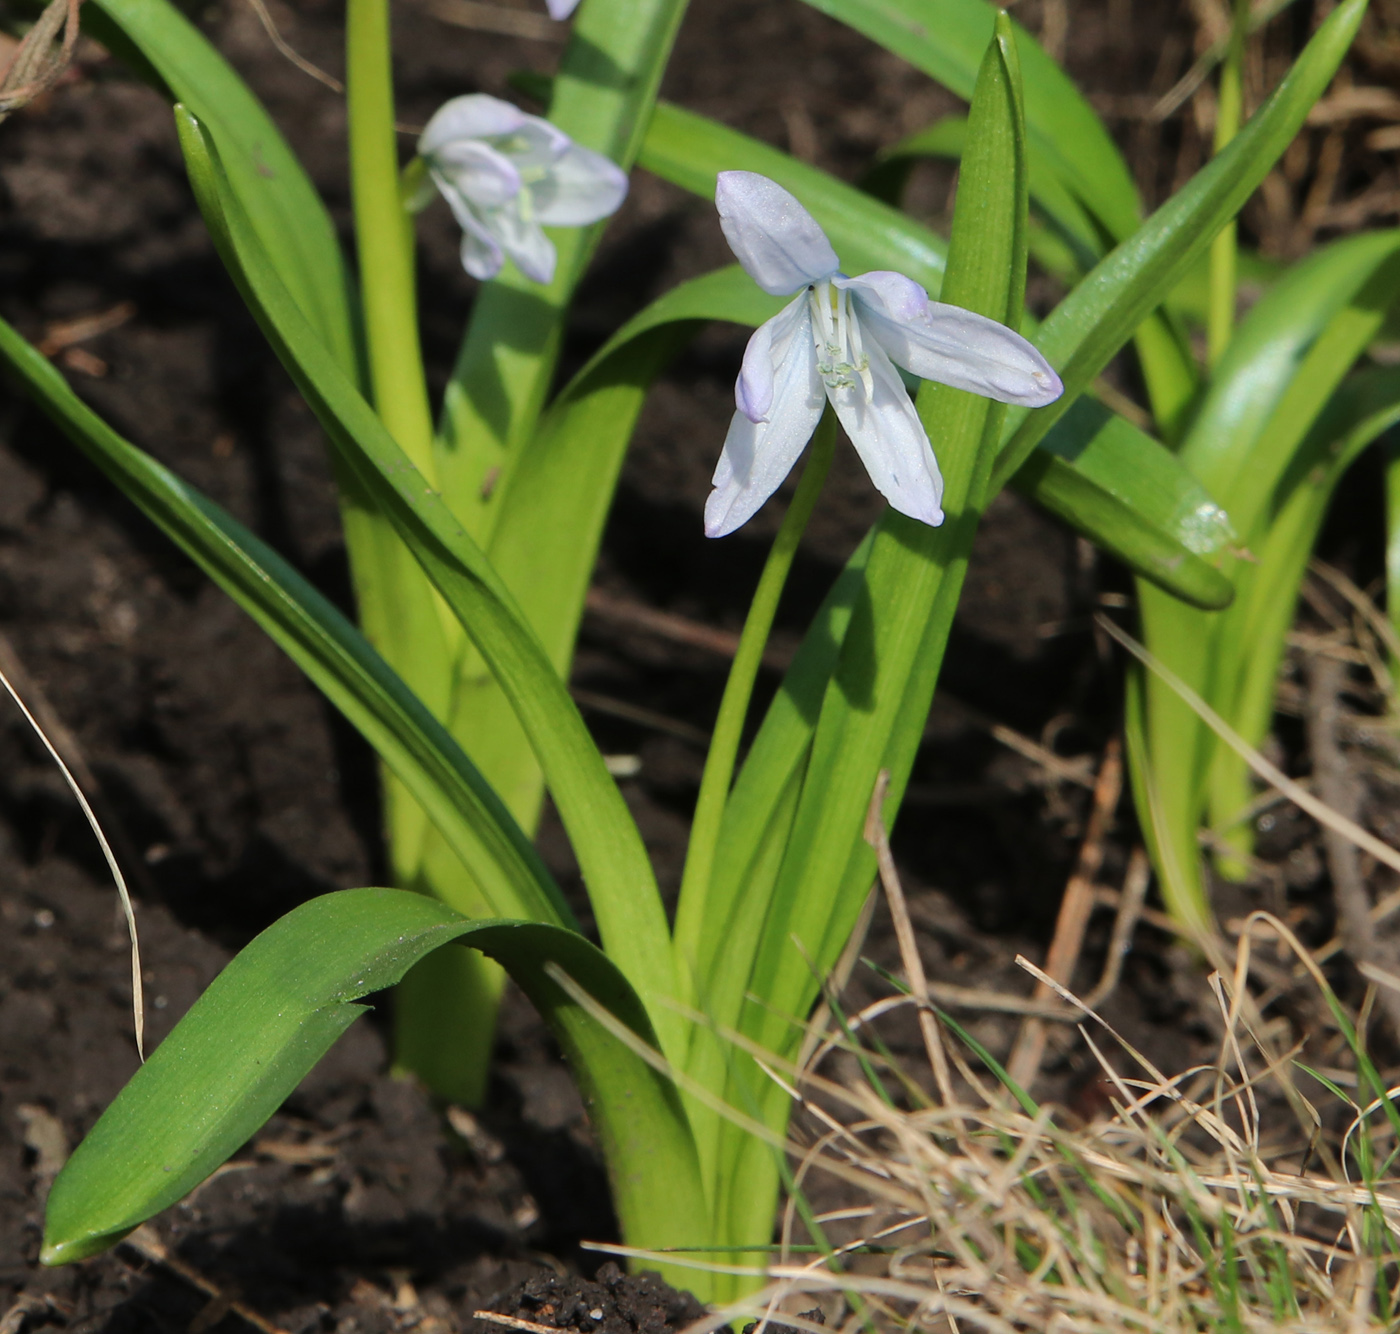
[419, 94, 628, 285]
[706, 170, 1063, 538]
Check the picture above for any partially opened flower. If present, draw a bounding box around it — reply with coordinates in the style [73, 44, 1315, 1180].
[706, 170, 1063, 538]
[418, 94, 628, 285]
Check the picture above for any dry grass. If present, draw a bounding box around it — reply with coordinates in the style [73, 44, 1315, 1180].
[577, 568, 1400, 1333]
[645, 916, 1400, 1334]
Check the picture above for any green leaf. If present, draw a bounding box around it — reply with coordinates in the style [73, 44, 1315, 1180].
[990, 0, 1371, 492]
[706, 14, 1033, 1283]
[639, 101, 947, 291]
[85, 0, 359, 382]
[175, 107, 685, 1066]
[1129, 228, 1400, 926]
[862, 112, 1198, 434]
[1013, 397, 1235, 610]
[867, 114, 1101, 274]
[1181, 230, 1400, 531]
[0, 313, 569, 932]
[41, 890, 708, 1290]
[795, 0, 1140, 239]
[1203, 359, 1400, 855]
[436, 0, 690, 546]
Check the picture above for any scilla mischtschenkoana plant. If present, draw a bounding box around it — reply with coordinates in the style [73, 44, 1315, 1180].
[4, 0, 1369, 1302]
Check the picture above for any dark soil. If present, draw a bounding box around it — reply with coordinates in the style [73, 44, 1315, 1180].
[0, 0, 1392, 1330]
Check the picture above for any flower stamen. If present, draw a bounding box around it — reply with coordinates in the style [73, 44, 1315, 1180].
[809, 280, 871, 398]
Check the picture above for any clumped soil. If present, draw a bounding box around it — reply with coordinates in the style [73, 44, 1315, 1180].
[0, 0, 1394, 1330]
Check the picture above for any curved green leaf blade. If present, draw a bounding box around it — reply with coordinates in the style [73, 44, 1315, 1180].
[640, 101, 947, 292]
[869, 114, 1102, 273]
[990, 0, 1371, 493]
[1181, 230, 1400, 529]
[85, 0, 359, 381]
[1013, 397, 1235, 610]
[537, 264, 1234, 610]
[437, 0, 690, 544]
[797, 0, 1140, 238]
[174, 108, 685, 1063]
[0, 313, 569, 932]
[42, 890, 707, 1289]
[1131, 230, 1400, 924]
[705, 15, 1032, 1285]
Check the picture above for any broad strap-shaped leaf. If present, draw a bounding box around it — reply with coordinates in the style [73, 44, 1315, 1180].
[0, 312, 569, 932]
[85, 0, 359, 382]
[867, 115, 1101, 274]
[1130, 233, 1400, 928]
[990, 0, 1370, 491]
[863, 111, 1198, 436]
[1181, 230, 1400, 531]
[639, 101, 948, 291]
[42, 890, 708, 1287]
[532, 264, 1234, 610]
[174, 108, 686, 1067]
[700, 16, 1033, 1281]
[437, 0, 689, 546]
[797, 0, 1140, 240]
[1013, 398, 1234, 610]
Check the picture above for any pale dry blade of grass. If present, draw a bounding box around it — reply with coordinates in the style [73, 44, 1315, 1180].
[0, 656, 144, 1058]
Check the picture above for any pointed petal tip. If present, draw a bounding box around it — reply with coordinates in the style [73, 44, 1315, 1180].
[703, 492, 740, 538]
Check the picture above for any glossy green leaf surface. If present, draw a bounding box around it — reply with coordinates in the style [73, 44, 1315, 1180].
[0, 313, 568, 932]
[701, 16, 1034, 1286]
[640, 101, 948, 291]
[991, 0, 1370, 492]
[42, 890, 707, 1285]
[796, 0, 1140, 239]
[864, 110, 1199, 437]
[1130, 228, 1400, 928]
[85, 0, 359, 381]
[868, 114, 1101, 272]
[437, 0, 690, 543]
[175, 108, 685, 1065]
[1013, 398, 1234, 609]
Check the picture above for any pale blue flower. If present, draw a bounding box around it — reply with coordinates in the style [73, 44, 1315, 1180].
[706, 171, 1063, 538]
[545, 0, 579, 15]
[419, 94, 627, 284]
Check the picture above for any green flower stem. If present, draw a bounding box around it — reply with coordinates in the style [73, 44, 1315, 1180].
[347, 0, 435, 478]
[673, 410, 836, 998]
[1207, 0, 1250, 366]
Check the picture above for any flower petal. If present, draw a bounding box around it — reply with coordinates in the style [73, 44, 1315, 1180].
[828, 336, 944, 528]
[834, 270, 929, 323]
[736, 294, 808, 423]
[706, 308, 823, 537]
[420, 94, 527, 157]
[431, 168, 509, 279]
[856, 294, 1063, 407]
[544, 0, 580, 17]
[532, 143, 629, 225]
[488, 203, 557, 283]
[459, 221, 505, 281]
[508, 115, 574, 170]
[429, 142, 522, 210]
[715, 171, 840, 296]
